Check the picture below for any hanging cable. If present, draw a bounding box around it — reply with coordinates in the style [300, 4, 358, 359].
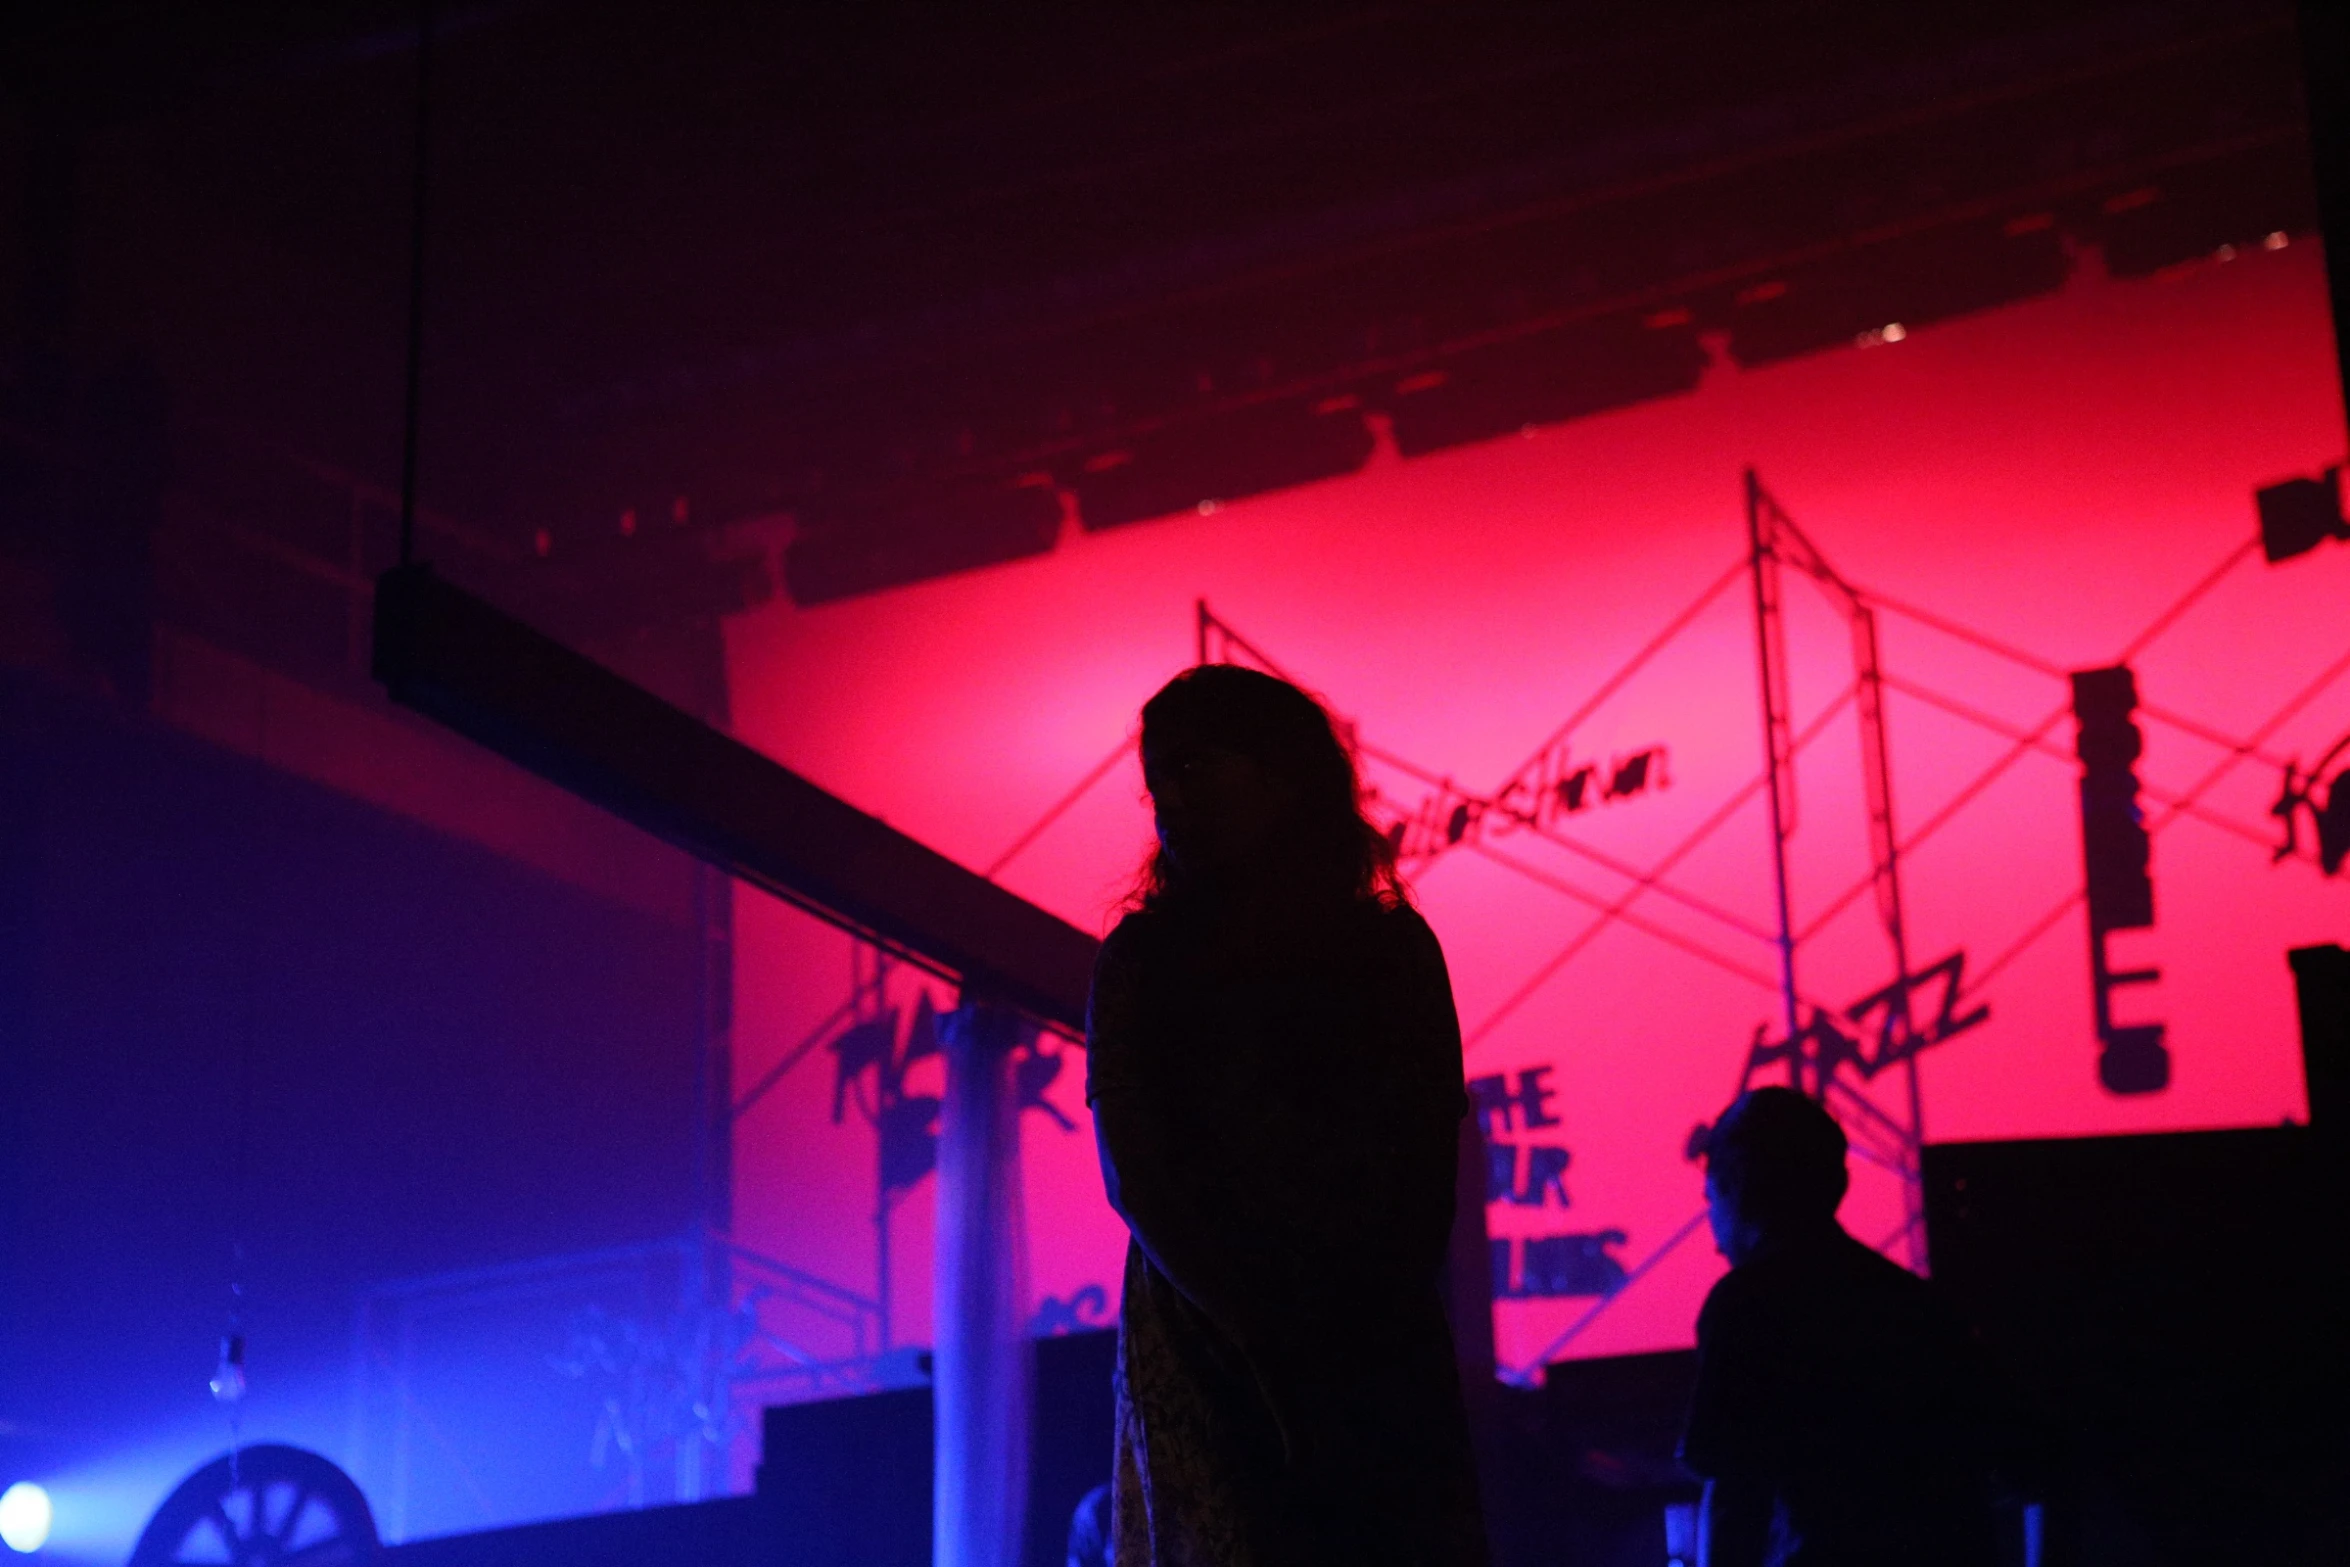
[397, 0, 434, 568]
[210, 911, 260, 1482]
[209, 1248, 248, 1484]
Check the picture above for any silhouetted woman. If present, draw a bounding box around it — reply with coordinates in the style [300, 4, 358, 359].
[1087, 664, 1488, 1566]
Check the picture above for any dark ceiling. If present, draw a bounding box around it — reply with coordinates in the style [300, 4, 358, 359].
[0, 1, 2323, 648]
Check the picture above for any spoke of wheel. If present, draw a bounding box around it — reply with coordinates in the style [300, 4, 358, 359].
[270, 1486, 310, 1541]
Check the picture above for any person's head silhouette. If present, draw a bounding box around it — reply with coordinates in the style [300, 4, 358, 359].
[1132, 663, 1401, 916]
[1702, 1086, 1849, 1265]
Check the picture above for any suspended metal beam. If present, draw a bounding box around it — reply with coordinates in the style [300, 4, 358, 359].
[371, 564, 1099, 1031]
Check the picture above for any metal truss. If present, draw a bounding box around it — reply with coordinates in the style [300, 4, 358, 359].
[1179, 475, 2323, 1383]
[351, 1231, 883, 1531]
[1199, 597, 1693, 877]
[1743, 469, 1940, 1270]
[1197, 500, 1967, 1272]
[2272, 725, 2350, 875]
[717, 474, 2338, 1393]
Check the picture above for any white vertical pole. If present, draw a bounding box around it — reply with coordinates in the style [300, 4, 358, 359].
[934, 998, 1031, 1567]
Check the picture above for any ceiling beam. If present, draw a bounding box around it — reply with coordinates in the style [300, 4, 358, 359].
[371, 563, 1099, 1031]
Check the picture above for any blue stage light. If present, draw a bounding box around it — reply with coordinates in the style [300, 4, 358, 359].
[0, 1482, 52, 1553]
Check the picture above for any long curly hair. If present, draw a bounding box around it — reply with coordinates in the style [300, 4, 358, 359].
[1129, 663, 1406, 915]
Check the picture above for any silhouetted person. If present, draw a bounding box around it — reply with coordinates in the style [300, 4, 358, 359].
[1681, 1087, 2011, 1567]
[1087, 664, 1488, 1566]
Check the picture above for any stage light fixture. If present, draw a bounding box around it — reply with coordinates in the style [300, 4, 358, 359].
[208, 1334, 247, 1404]
[1725, 221, 2067, 368]
[0, 1482, 51, 1554]
[1383, 316, 1707, 458]
[2256, 467, 2348, 564]
[784, 479, 1063, 606]
[1071, 398, 1373, 530]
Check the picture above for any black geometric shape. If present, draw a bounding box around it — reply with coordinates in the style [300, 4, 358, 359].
[829, 1013, 900, 1123]
[2315, 774, 2350, 876]
[2255, 468, 2346, 564]
[878, 1094, 942, 1192]
[902, 993, 942, 1066]
[1517, 1230, 1628, 1298]
[2099, 1022, 2171, 1096]
[2071, 665, 2155, 934]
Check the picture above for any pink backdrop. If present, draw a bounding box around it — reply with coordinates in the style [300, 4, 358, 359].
[723, 237, 2346, 1382]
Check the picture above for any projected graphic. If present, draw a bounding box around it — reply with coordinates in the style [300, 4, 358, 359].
[723, 241, 2345, 1379]
[1185, 475, 1995, 1332]
[2272, 735, 2350, 877]
[1180, 462, 2334, 1372]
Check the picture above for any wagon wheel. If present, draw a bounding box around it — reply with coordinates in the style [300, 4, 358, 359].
[129, 1444, 378, 1567]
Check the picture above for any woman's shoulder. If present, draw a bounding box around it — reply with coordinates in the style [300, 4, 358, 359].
[1359, 896, 1440, 957]
[1100, 906, 1165, 959]
[1096, 907, 1187, 988]
[1102, 898, 1434, 975]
